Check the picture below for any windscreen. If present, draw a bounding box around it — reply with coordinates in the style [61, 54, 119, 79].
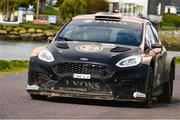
[56, 19, 143, 46]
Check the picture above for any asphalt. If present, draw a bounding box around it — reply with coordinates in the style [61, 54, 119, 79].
[0, 66, 180, 119]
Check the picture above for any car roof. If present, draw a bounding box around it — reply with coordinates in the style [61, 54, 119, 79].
[72, 12, 149, 24]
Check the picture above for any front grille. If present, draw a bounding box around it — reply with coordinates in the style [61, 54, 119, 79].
[54, 62, 113, 77]
[53, 78, 110, 94]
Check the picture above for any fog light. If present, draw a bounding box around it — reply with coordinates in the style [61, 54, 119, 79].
[133, 92, 146, 98]
[27, 84, 39, 90]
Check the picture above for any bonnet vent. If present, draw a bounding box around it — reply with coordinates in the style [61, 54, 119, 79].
[111, 46, 131, 52]
[55, 43, 69, 49]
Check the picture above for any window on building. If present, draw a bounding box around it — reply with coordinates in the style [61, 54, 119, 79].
[177, 7, 180, 14]
[113, 3, 119, 13]
[168, 8, 171, 13]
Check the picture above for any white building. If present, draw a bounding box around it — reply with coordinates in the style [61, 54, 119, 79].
[165, 6, 177, 14]
[164, 0, 180, 15]
[107, 0, 148, 17]
[164, 6, 180, 15]
[106, 0, 163, 23]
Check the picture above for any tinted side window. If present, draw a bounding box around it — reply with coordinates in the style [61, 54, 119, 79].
[150, 25, 159, 43]
[145, 25, 156, 48]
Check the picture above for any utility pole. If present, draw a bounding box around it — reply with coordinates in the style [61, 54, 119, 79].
[6, 0, 10, 21]
[6, 0, 8, 14]
[36, 0, 40, 19]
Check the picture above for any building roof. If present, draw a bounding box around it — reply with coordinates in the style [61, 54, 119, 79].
[164, 0, 180, 7]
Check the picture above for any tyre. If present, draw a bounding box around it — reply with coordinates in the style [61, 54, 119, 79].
[30, 94, 47, 100]
[157, 66, 173, 103]
[143, 67, 153, 108]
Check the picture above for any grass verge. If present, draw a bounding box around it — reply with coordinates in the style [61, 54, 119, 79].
[176, 57, 180, 64]
[0, 60, 29, 75]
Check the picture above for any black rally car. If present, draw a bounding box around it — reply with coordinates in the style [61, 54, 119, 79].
[27, 13, 175, 107]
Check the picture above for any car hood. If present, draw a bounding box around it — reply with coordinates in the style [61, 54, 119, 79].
[48, 41, 141, 65]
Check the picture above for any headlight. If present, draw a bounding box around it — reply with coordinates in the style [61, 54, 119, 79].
[116, 55, 142, 68]
[31, 47, 46, 57]
[38, 49, 54, 62]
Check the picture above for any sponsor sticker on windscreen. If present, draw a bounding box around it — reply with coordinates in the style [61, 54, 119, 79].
[73, 74, 91, 79]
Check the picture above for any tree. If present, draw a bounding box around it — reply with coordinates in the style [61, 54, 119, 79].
[56, 0, 64, 6]
[86, 0, 109, 14]
[0, 0, 35, 21]
[59, 0, 109, 21]
[59, 0, 87, 21]
[0, 0, 19, 21]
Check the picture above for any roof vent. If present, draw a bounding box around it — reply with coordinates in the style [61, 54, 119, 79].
[95, 16, 120, 21]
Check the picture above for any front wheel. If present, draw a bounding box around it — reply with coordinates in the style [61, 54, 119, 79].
[157, 66, 173, 103]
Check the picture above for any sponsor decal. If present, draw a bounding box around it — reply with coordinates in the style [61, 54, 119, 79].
[76, 44, 103, 53]
[101, 43, 115, 48]
[80, 58, 89, 61]
[64, 80, 100, 91]
[96, 20, 127, 25]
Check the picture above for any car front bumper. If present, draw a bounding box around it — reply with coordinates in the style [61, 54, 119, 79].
[27, 57, 150, 102]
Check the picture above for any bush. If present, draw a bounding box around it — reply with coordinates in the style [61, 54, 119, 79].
[162, 14, 180, 29]
[59, 0, 109, 20]
[59, 0, 87, 21]
[42, 7, 59, 15]
[160, 34, 180, 51]
[86, 0, 109, 14]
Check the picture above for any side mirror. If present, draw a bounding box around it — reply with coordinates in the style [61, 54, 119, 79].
[48, 37, 54, 44]
[151, 43, 163, 54]
[152, 44, 163, 49]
